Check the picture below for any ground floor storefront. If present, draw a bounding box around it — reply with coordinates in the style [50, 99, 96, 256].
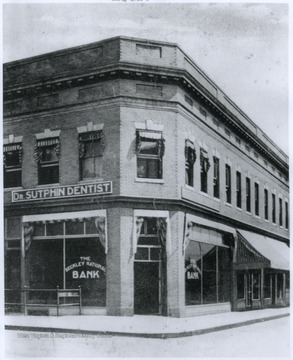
[4, 207, 290, 317]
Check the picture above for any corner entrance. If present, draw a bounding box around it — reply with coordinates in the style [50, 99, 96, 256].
[134, 217, 166, 315]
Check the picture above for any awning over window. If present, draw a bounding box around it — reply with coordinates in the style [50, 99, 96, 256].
[237, 230, 290, 271]
[139, 131, 162, 140]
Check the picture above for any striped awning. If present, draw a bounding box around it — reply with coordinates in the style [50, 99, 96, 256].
[139, 131, 162, 140]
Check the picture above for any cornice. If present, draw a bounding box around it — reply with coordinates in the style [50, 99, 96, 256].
[3, 61, 288, 174]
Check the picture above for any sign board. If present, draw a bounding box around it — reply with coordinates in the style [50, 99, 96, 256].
[12, 181, 112, 202]
[58, 291, 80, 298]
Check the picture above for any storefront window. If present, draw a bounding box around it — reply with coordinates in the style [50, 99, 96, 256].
[25, 218, 107, 307]
[264, 272, 272, 298]
[252, 272, 260, 300]
[237, 272, 245, 299]
[185, 240, 231, 306]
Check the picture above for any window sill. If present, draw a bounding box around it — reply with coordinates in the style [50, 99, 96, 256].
[225, 202, 232, 207]
[135, 178, 164, 184]
[236, 207, 243, 211]
[79, 178, 104, 184]
[36, 183, 60, 188]
[4, 186, 23, 191]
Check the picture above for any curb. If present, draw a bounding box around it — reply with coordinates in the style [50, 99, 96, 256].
[5, 313, 289, 339]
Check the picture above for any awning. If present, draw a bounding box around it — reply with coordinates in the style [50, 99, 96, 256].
[237, 230, 290, 271]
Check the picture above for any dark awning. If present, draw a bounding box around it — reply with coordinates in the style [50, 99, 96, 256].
[237, 230, 289, 271]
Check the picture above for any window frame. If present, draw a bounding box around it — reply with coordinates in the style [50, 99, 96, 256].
[213, 156, 220, 199]
[246, 177, 251, 213]
[3, 144, 22, 188]
[225, 164, 231, 204]
[264, 188, 269, 220]
[136, 131, 164, 180]
[254, 182, 259, 216]
[236, 171, 242, 208]
[272, 193, 276, 224]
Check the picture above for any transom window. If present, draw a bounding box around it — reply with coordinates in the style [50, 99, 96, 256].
[79, 131, 105, 180]
[4, 143, 22, 188]
[136, 131, 164, 179]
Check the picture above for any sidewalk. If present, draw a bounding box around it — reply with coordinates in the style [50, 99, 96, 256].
[5, 307, 290, 339]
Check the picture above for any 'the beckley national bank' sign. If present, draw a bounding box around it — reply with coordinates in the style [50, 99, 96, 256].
[12, 181, 112, 202]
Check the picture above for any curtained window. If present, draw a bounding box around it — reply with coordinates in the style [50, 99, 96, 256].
[79, 131, 106, 180]
[3, 143, 22, 188]
[136, 131, 164, 179]
[213, 157, 220, 198]
[185, 140, 196, 187]
[34, 138, 60, 185]
[200, 148, 210, 193]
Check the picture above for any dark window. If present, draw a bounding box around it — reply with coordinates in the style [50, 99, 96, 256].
[252, 272, 260, 300]
[254, 183, 259, 216]
[279, 198, 283, 227]
[272, 194, 276, 223]
[185, 140, 196, 187]
[200, 149, 210, 193]
[38, 145, 59, 185]
[213, 157, 220, 198]
[246, 177, 251, 212]
[225, 164, 231, 204]
[136, 132, 164, 179]
[285, 201, 289, 229]
[3, 144, 22, 188]
[264, 272, 272, 298]
[264, 189, 269, 220]
[236, 171, 242, 208]
[237, 272, 245, 299]
[79, 132, 105, 180]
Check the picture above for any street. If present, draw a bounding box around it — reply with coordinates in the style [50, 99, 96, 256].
[5, 317, 290, 358]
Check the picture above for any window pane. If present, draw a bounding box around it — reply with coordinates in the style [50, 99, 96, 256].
[135, 247, 148, 261]
[41, 147, 58, 162]
[218, 247, 231, 302]
[34, 223, 45, 237]
[139, 140, 158, 155]
[150, 248, 160, 261]
[5, 151, 21, 166]
[137, 158, 147, 178]
[138, 237, 159, 246]
[202, 244, 217, 304]
[26, 239, 63, 304]
[84, 141, 101, 157]
[39, 164, 59, 184]
[264, 273, 271, 298]
[86, 218, 98, 234]
[47, 222, 64, 236]
[6, 217, 21, 239]
[185, 241, 202, 305]
[146, 218, 157, 234]
[65, 221, 84, 235]
[4, 169, 22, 188]
[237, 273, 245, 299]
[65, 238, 106, 307]
[252, 272, 260, 299]
[147, 159, 160, 178]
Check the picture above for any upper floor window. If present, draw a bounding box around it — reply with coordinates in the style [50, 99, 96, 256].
[136, 131, 164, 179]
[246, 177, 251, 212]
[225, 164, 231, 204]
[34, 138, 60, 185]
[279, 198, 283, 227]
[3, 142, 22, 188]
[272, 193, 276, 224]
[264, 189, 269, 220]
[254, 182, 259, 216]
[236, 171, 242, 208]
[200, 148, 210, 193]
[185, 140, 196, 187]
[285, 201, 289, 229]
[79, 131, 106, 180]
[213, 156, 220, 199]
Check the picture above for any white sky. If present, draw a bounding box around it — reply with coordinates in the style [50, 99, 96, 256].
[2, 1, 289, 154]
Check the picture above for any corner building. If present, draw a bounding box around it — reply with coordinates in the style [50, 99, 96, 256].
[4, 36, 289, 317]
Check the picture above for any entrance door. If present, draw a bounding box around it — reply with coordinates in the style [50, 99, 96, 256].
[236, 270, 261, 310]
[134, 262, 160, 314]
[134, 217, 165, 315]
